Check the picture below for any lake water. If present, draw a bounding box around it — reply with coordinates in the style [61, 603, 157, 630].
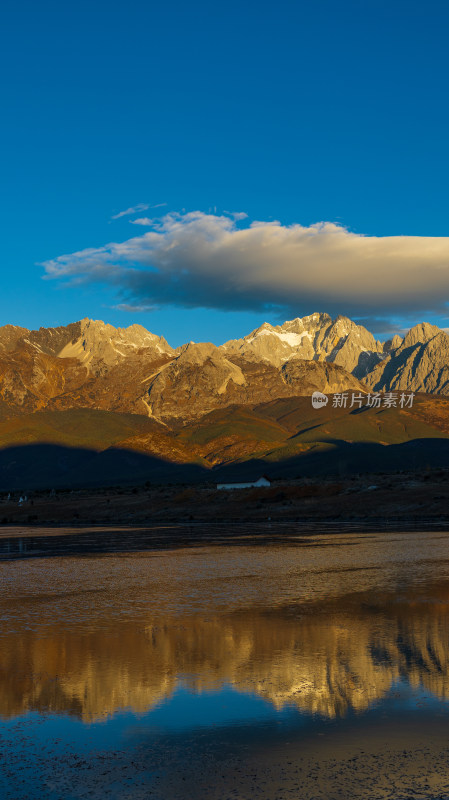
[1, 525, 449, 799]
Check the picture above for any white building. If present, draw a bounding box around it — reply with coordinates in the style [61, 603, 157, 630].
[217, 476, 271, 490]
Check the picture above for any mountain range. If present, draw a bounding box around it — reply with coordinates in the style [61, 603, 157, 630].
[1, 313, 449, 486]
[1, 313, 449, 421]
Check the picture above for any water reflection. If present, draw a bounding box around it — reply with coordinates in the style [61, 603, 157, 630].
[1, 582, 449, 722]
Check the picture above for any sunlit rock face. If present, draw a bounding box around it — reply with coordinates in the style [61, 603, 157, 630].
[0, 340, 88, 415]
[0, 319, 174, 417]
[367, 325, 449, 394]
[145, 341, 366, 422]
[56, 318, 174, 375]
[1, 585, 449, 722]
[0, 317, 365, 422]
[2, 314, 449, 427]
[221, 313, 386, 377]
[144, 342, 247, 421]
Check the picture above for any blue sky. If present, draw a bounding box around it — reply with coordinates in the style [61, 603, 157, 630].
[1, 0, 449, 346]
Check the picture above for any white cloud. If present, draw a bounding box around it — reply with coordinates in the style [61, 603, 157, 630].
[42, 211, 449, 325]
[111, 203, 167, 221]
[111, 204, 150, 220]
[114, 303, 157, 312]
[224, 211, 248, 221]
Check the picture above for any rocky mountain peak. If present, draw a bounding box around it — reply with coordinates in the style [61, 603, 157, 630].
[282, 312, 332, 332]
[399, 322, 442, 351]
[384, 334, 403, 352]
[54, 318, 174, 374]
[4, 313, 449, 424]
[220, 311, 384, 377]
[176, 341, 219, 365]
[0, 324, 30, 353]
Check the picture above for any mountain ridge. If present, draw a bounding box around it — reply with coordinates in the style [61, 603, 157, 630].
[0, 313, 448, 427]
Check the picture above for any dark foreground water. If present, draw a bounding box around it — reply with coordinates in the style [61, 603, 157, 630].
[1, 526, 449, 799]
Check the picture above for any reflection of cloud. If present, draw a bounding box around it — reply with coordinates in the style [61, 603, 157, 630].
[43, 211, 449, 326]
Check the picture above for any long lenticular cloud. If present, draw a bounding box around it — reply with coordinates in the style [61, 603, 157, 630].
[42, 211, 449, 320]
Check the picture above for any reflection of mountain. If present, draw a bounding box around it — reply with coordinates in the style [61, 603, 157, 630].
[2, 585, 449, 721]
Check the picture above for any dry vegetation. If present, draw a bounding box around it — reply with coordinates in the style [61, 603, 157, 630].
[1, 469, 449, 527]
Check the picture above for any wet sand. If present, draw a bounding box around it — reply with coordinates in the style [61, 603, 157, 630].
[2, 709, 449, 799]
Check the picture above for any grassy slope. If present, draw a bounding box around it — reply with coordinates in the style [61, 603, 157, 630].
[177, 405, 286, 445]
[1, 395, 449, 485]
[0, 408, 161, 452]
[178, 394, 449, 465]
